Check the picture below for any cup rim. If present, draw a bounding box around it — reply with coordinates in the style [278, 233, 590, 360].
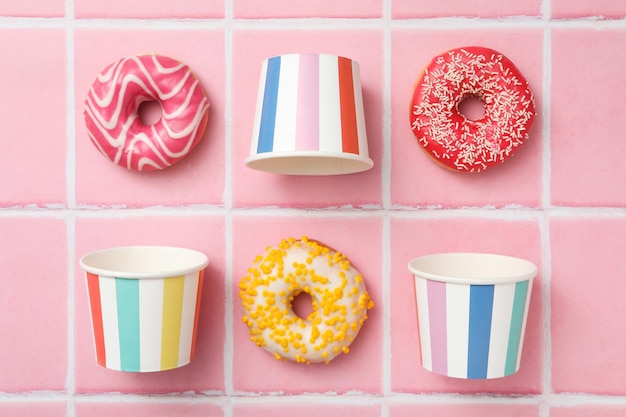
[79, 245, 209, 279]
[408, 252, 537, 285]
[245, 151, 374, 175]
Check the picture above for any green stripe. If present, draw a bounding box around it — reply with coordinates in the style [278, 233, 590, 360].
[116, 278, 140, 372]
[505, 280, 529, 375]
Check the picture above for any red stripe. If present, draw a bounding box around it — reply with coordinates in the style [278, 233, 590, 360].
[189, 269, 205, 361]
[86, 273, 106, 367]
[337, 57, 359, 155]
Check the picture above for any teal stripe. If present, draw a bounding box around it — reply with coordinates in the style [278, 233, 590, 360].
[115, 278, 140, 372]
[505, 280, 530, 375]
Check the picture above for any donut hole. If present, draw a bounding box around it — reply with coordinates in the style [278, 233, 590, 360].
[138, 100, 163, 126]
[291, 291, 314, 320]
[458, 94, 486, 121]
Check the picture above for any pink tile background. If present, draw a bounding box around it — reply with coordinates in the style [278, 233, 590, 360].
[74, 0, 224, 18]
[550, 217, 626, 395]
[393, 0, 542, 18]
[551, 405, 626, 417]
[0, 402, 67, 417]
[234, 403, 381, 417]
[0, 29, 67, 206]
[0, 217, 68, 392]
[550, 28, 626, 207]
[75, 402, 223, 416]
[233, 0, 382, 18]
[389, 403, 539, 417]
[0, 0, 64, 17]
[551, 0, 626, 18]
[0, 2, 624, 415]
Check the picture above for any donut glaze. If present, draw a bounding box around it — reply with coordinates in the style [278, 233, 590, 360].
[410, 47, 535, 173]
[239, 237, 374, 364]
[84, 54, 210, 171]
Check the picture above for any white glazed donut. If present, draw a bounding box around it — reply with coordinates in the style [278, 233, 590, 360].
[84, 53, 210, 171]
[239, 236, 374, 364]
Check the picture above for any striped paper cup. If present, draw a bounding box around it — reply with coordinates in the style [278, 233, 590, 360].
[80, 246, 209, 372]
[246, 53, 373, 175]
[408, 253, 537, 379]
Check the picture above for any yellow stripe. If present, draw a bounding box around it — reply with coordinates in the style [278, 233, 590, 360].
[161, 275, 185, 370]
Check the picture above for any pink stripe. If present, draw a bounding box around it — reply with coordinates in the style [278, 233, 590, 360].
[295, 54, 319, 151]
[427, 280, 447, 375]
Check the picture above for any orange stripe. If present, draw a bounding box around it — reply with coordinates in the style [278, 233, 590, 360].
[86, 273, 106, 367]
[190, 269, 205, 361]
[337, 57, 359, 155]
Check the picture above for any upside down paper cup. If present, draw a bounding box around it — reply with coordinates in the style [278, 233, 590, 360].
[246, 53, 373, 175]
[408, 253, 537, 379]
[80, 246, 209, 372]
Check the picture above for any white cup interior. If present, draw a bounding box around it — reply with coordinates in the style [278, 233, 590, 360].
[408, 252, 537, 285]
[80, 246, 209, 279]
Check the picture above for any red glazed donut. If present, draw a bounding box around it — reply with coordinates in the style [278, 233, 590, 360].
[410, 47, 535, 173]
[84, 54, 210, 171]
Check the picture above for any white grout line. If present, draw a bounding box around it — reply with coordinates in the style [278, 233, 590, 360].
[223, 2, 235, 417]
[539, 2, 553, 415]
[64, 1, 77, 416]
[1, 1, 626, 413]
[381, 1, 393, 415]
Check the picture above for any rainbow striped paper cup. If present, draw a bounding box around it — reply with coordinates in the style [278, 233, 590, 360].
[80, 246, 209, 372]
[246, 53, 373, 175]
[408, 253, 537, 379]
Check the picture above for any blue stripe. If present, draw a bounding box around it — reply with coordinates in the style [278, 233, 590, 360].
[115, 278, 140, 372]
[467, 284, 494, 379]
[257, 56, 281, 153]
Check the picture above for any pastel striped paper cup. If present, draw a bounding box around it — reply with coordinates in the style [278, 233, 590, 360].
[80, 246, 209, 372]
[246, 53, 373, 175]
[408, 253, 537, 379]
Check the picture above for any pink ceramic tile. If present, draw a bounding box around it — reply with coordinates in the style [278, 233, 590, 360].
[231, 29, 383, 208]
[550, 28, 626, 207]
[551, 405, 626, 417]
[0, 402, 67, 417]
[74, 28, 225, 207]
[75, 402, 222, 417]
[233, 0, 382, 18]
[550, 217, 626, 394]
[75, 0, 223, 18]
[551, 1, 626, 18]
[74, 215, 225, 393]
[393, 0, 541, 18]
[391, 28, 543, 208]
[0, 29, 67, 207]
[0, 0, 64, 16]
[0, 217, 67, 391]
[232, 215, 383, 393]
[234, 403, 381, 417]
[390, 217, 543, 393]
[390, 403, 539, 417]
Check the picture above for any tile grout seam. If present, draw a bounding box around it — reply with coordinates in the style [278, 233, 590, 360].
[222, 1, 235, 416]
[65, 0, 77, 415]
[381, 0, 392, 414]
[539, 0, 554, 414]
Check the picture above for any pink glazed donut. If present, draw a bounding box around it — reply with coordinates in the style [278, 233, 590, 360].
[84, 54, 210, 171]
